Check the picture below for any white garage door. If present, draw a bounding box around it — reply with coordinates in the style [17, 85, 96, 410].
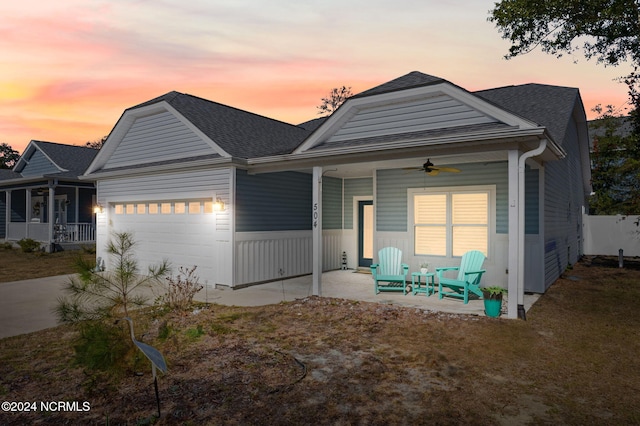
[109, 199, 217, 284]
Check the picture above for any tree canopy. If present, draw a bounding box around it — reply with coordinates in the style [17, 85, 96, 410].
[589, 107, 640, 214]
[0, 143, 20, 169]
[489, 0, 640, 120]
[317, 86, 353, 116]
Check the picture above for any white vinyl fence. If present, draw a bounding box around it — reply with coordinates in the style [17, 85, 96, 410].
[582, 214, 640, 257]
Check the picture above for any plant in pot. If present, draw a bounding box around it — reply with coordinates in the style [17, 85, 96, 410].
[481, 286, 507, 318]
[420, 262, 429, 274]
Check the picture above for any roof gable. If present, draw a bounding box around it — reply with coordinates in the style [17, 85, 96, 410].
[13, 141, 98, 178]
[295, 78, 540, 154]
[87, 92, 312, 174]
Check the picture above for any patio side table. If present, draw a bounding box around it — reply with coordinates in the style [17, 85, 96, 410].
[411, 271, 435, 296]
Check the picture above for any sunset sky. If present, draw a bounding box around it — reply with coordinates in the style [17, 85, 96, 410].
[1, 0, 634, 154]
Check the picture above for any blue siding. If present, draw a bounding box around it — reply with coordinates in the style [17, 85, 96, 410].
[343, 178, 373, 229]
[0, 192, 5, 238]
[236, 170, 312, 232]
[322, 177, 342, 230]
[377, 162, 510, 232]
[525, 167, 539, 234]
[20, 150, 59, 177]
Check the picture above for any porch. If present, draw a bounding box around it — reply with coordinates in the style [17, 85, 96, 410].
[199, 269, 540, 316]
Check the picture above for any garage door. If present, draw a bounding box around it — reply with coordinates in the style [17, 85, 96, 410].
[109, 199, 217, 284]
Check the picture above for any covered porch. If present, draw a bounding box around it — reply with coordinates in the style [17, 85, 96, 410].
[3, 179, 96, 248]
[199, 269, 540, 316]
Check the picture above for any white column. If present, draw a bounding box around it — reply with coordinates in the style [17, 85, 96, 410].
[312, 166, 323, 296]
[507, 150, 520, 319]
[48, 185, 55, 246]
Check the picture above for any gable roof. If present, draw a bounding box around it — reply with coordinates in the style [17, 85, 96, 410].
[353, 71, 446, 98]
[474, 84, 582, 145]
[130, 91, 312, 158]
[12, 141, 98, 176]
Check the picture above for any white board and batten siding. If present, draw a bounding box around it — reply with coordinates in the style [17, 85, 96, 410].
[96, 168, 232, 287]
[327, 94, 498, 143]
[234, 230, 342, 286]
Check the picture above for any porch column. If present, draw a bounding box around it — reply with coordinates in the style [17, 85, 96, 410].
[312, 166, 323, 296]
[507, 150, 519, 319]
[48, 185, 55, 246]
[5, 190, 10, 235]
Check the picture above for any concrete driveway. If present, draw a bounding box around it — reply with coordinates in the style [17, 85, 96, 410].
[0, 270, 539, 339]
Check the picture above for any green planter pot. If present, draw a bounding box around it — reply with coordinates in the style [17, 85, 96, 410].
[483, 297, 502, 318]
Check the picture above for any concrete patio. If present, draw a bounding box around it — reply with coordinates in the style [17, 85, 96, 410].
[197, 269, 539, 317]
[0, 269, 539, 339]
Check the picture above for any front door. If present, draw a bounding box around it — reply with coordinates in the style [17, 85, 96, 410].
[358, 200, 373, 268]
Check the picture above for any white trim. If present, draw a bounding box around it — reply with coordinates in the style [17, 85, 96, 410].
[294, 81, 541, 154]
[408, 185, 496, 260]
[353, 196, 374, 267]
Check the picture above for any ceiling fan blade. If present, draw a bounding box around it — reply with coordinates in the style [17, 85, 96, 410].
[436, 167, 461, 173]
[402, 167, 424, 171]
[426, 169, 440, 176]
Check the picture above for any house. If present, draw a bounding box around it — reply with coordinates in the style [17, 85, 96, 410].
[83, 71, 591, 319]
[0, 141, 98, 249]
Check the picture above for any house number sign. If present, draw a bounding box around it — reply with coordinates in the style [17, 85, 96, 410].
[313, 203, 318, 228]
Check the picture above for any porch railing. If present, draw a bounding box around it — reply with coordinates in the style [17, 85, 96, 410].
[7, 222, 95, 243]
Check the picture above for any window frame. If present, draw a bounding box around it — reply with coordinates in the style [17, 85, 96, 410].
[408, 185, 495, 258]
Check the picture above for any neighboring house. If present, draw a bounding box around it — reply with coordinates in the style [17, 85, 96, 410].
[84, 71, 591, 318]
[0, 141, 98, 249]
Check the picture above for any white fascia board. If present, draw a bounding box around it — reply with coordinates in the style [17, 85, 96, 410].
[84, 101, 231, 175]
[81, 156, 239, 180]
[294, 82, 542, 154]
[14, 141, 66, 173]
[250, 127, 547, 173]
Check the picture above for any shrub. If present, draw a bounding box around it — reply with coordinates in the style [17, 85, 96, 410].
[17, 238, 41, 253]
[0, 242, 13, 250]
[160, 265, 203, 311]
[73, 321, 131, 372]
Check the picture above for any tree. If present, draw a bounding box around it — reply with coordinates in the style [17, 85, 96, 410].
[489, 0, 640, 125]
[317, 86, 353, 116]
[589, 105, 640, 214]
[56, 232, 170, 323]
[85, 135, 107, 149]
[0, 142, 20, 169]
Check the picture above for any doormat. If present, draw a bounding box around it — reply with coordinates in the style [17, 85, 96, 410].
[354, 269, 372, 274]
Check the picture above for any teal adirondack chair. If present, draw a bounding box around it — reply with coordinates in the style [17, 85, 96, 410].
[370, 247, 410, 294]
[436, 250, 486, 304]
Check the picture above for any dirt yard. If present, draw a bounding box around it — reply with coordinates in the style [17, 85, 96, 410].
[1, 255, 639, 425]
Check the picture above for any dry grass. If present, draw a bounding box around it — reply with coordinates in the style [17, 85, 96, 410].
[1, 254, 640, 425]
[0, 246, 94, 282]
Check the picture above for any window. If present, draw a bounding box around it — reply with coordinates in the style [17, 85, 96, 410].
[412, 187, 491, 257]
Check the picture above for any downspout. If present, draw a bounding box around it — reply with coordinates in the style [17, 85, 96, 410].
[517, 138, 547, 320]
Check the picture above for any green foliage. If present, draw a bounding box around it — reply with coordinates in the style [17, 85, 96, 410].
[0, 241, 13, 250]
[55, 231, 171, 323]
[0, 142, 19, 169]
[159, 265, 203, 311]
[185, 324, 205, 340]
[73, 321, 131, 372]
[489, 0, 640, 120]
[17, 238, 41, 253]
[481, 286, 508, 298]
[489, 0, 640, 66]
[317, 86, 353, 116]
[589, 109, 640, 214]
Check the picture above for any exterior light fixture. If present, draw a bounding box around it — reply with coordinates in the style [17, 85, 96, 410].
[93, 204, 104, 214]
[213, 197, 225, 212]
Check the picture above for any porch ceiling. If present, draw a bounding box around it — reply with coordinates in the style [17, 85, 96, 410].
[320, 151, 509, 179]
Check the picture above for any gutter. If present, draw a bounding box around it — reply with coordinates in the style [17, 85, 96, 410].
[517, 138, 547, 320]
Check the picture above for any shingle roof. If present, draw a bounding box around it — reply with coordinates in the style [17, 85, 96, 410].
[132, 91, 313, 158]
[353, 71, 446, 98]
[32, 141, 99, 175]
[474, 84, 581, 145]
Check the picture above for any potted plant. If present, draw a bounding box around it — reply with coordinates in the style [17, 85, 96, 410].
[420, 262, 429, 274]
[481, 286, 507, 318]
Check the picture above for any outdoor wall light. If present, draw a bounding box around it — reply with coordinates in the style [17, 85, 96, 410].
[213, 197, 225, 212]
[93, 204, 104, 214]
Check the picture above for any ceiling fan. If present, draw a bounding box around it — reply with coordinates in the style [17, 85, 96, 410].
[404, 159, 461, 176]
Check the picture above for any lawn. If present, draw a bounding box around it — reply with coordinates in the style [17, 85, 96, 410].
[1, 251, 639, 425]
[0, 245, 94, 283]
